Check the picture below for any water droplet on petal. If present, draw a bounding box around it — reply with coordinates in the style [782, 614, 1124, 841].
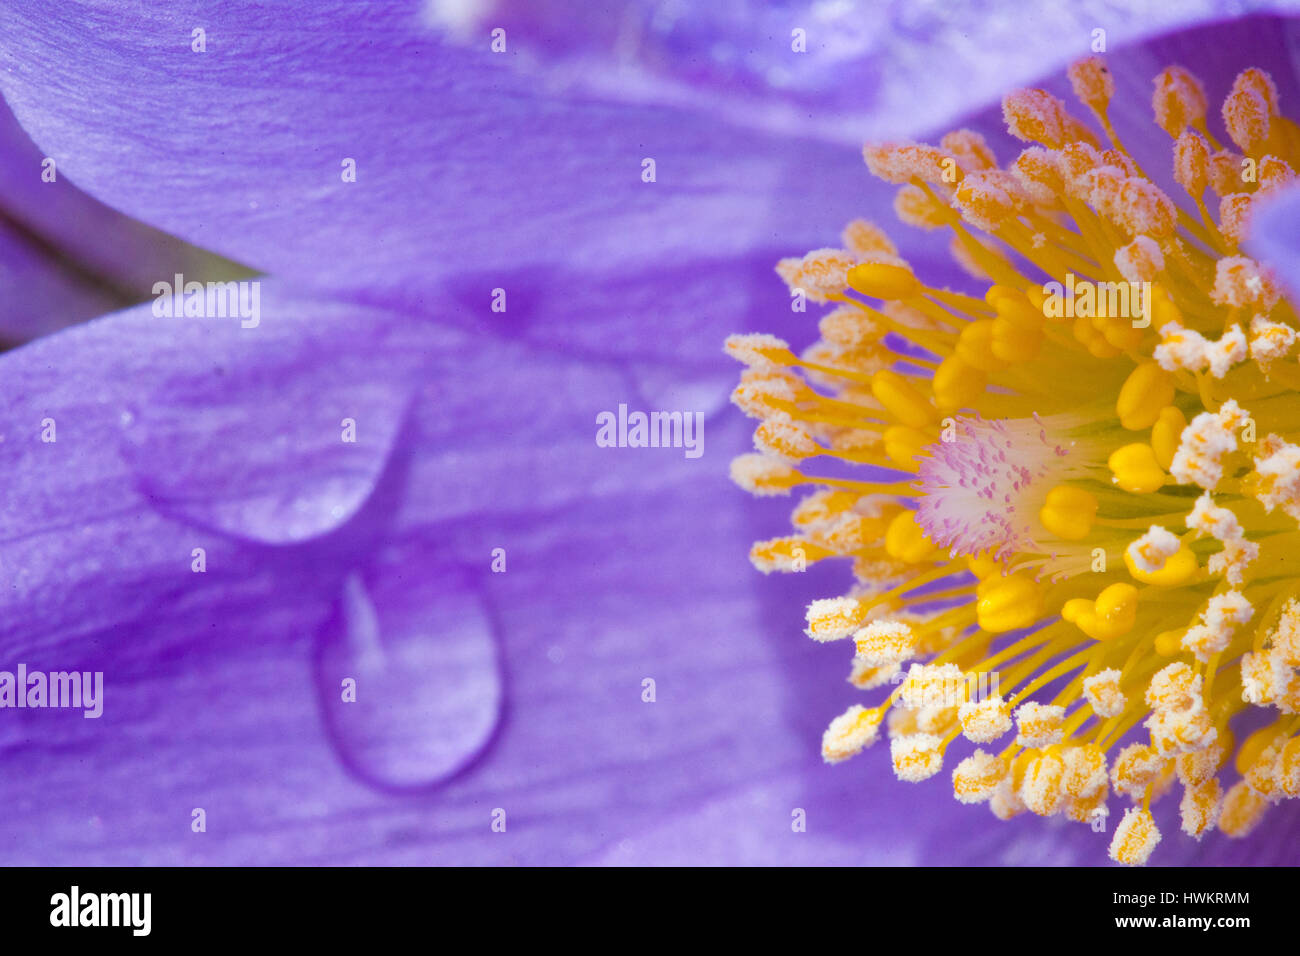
[315, 566, 502, 790]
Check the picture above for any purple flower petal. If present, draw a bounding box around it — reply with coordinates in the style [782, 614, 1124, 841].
[1246, 183, 1300, 296]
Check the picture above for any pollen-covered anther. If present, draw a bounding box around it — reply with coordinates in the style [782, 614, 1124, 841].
[1021, 752, 1067, 816]
[1222, 87, 1271, 154]
[1251, 437, 1300, 521]
[1114, 236, 1165, 283]
[1147, 706, 1217, 756]
[1062, 745, 1109, 800]
[1146, 662, 1201, 713]
[893, 184, 953, 229]
[1083, 669, 1127, 718]
[1239, 649, 1296, 709]
[915, 703, 959, 735]
[1248, 315, 1298, 369]
[783, 248, 858, 303]
[958, 694, 1012, 743]
[1210, 256, 1280, 310]
[724, 333, 793, 369]
[1219, 193, 1254, 245]
[1278, 738, 1300, 797]
[790, 489, 857, 529]
[1243, 745, 1284, 801]
[898, 662, 965, 711]
[941, 129, 998, 172]
[1173, 130, 1210, 195]
[952, 749, 1007, 804]
[1220, 781, 1269, 837]
[807, 512, 874, 555]
[748, 535, 825, 574]
[1182, 590, 1254, 662]
[1259, 155, 1297, 194]
[990, 777, 1026, 820]
[952, 170, 1029, 232]
[853, 619, 918, 666]
[730, 369, 803, 421]
[1187, 492, 1243, 544]
[1152, 320, 1210, 375]
[1114, 178, 1177, 238]
[1126, 525, 1181, 575]
[1011, 147, 1065, 205]
[754, 419, 818, 463]
[1109, 807, 1161, 865]
[841, 219, 898, 259]
[1002, 88, 1074, 148]
[848, 658, 901, 690]
[862, 141, 952, 185]
[1234, 67, 1280, 114]
[1152, 66, 1207, 138]
[1176, 740, 1225, 786]
[1053, 142, 1101, 194]
[730, 453, 800, 497]
[1180, 778, 1223, 839]
[1068, 56, 1113, 114]
[1169, 399, 1247, 491]
[821, 704, 883, 763]
[891, 733, 944, 782]
[1014, 701, 1065, 748]
[804, 596, 868, 643]
[1209, 149, 1249, 196]
[1111, 742, 1163, 799]
[819, 304, 887, 350]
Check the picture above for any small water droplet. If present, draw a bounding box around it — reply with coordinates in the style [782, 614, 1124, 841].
[315, 565, 502, 790]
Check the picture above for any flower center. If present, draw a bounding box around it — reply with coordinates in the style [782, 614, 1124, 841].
[727, 56, 1300, 865]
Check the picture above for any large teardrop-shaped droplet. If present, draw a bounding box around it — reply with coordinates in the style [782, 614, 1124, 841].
[315, 565, 502, 790]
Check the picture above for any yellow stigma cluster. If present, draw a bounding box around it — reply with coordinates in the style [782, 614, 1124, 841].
[726, 56, 1300, 865]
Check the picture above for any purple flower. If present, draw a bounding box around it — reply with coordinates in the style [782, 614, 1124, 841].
[0, 0, 1298, 866]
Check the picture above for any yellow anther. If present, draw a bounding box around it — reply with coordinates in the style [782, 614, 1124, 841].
[1150, 284, 1183, 328]
[1124, 542, 1198, 587]
[990, 316, 1043, 363]
[882, 424, 932, 469]
[1098, 316, 1147, 351]
[984, 284, 1020, 307]
[1024, 283, 1053, 316]
[1150, 405, 1188, 471]
[932, 355, 986, 410]
[847, 261, 918, 300]
[975, 572, 1044, 633]
[1108, 442, 1166, 493]
[1063, 582, 1138, 641]
[1154, 628, 1185, 656]
[966, 552, 1001, 579]
[884, 510, 937, 564]
[955, 319, 1008, 372]
[993, 294, 1045, 331]
[1038, 484, 1098, 540]
[871, 369, 938, 428]
[1072, 315, 1123, 358]
[1235, 724, 1285, 776]
[1117, 362, 1176, 430]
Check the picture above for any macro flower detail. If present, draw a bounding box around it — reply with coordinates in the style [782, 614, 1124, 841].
[728, 54, 1300, 864]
